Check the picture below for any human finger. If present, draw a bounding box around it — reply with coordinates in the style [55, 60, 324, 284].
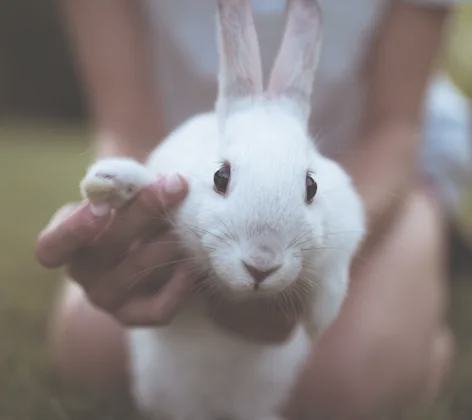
[113, 263, 192, 326]
[71, 231, 182, 311]
[36, 202, 110, 268]
[91, 174, 188, 263]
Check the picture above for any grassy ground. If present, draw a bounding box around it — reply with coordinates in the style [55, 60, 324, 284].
[0, 123, 471, 420]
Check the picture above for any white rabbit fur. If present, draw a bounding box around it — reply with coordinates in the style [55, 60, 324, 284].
[79, 1, 366, 419]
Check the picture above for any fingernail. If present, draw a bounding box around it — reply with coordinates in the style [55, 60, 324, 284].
[51, 204, 78, 225]
[90, 203, 110, 217]
[164, 174, 184, 195]
[48, 204, 79, 230]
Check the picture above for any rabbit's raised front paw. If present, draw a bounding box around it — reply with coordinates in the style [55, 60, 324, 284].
[80, 157, 154, 216]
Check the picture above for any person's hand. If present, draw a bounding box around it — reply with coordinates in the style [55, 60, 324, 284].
[36, 176, 193, 326]
[209, 296, 299, 343]
[36, 173, 298, 341]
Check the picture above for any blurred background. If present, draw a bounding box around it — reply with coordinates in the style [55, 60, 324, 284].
[0, 1, 472, 419]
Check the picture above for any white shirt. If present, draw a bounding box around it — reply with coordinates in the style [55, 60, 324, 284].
[143, 0, 472, 213]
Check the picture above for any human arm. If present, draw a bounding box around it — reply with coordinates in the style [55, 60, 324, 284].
[343, 0, 453, 256]
[59, 0, 165, 160]
[36, 0, 192, 325]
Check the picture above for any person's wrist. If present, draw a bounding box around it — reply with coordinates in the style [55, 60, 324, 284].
[346, 120, 419, 236]
[94, 127, 164, 162]
[94, 132, 144, 162]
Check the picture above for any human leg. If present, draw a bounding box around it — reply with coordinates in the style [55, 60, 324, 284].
[284, 188, 453, 419]
[48, 279, 129, 394]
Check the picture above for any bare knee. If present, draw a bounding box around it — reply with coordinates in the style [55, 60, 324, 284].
[348, 189, 450, 394]
[287, 188, 451, 418]
[296, 325, 453, 419]
[48, 281, 129, 394]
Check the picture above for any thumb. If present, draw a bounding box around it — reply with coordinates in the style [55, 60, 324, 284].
[44, 203, 83, 232]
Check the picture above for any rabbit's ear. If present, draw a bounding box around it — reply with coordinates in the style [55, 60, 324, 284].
[267, 0, 322, 121]
[216, 0, 263, 117]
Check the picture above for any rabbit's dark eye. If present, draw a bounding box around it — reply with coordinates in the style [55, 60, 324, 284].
[214, 163, 231, 194]
[306, 174, 317, 203]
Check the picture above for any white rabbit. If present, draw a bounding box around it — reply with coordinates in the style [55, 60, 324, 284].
[79, 1, 366, 419]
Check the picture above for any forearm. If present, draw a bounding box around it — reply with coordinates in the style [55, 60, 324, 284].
[344, 1, 451, 253]
[342, 121, 421, 253]
[60, 0, 164, 161]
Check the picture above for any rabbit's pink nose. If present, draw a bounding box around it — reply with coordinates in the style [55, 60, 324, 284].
[242, 261, 281, 285]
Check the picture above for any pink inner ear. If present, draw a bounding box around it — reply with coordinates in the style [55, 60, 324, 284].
[216, 0, 263, 113]
[267, 0, 322, 114]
